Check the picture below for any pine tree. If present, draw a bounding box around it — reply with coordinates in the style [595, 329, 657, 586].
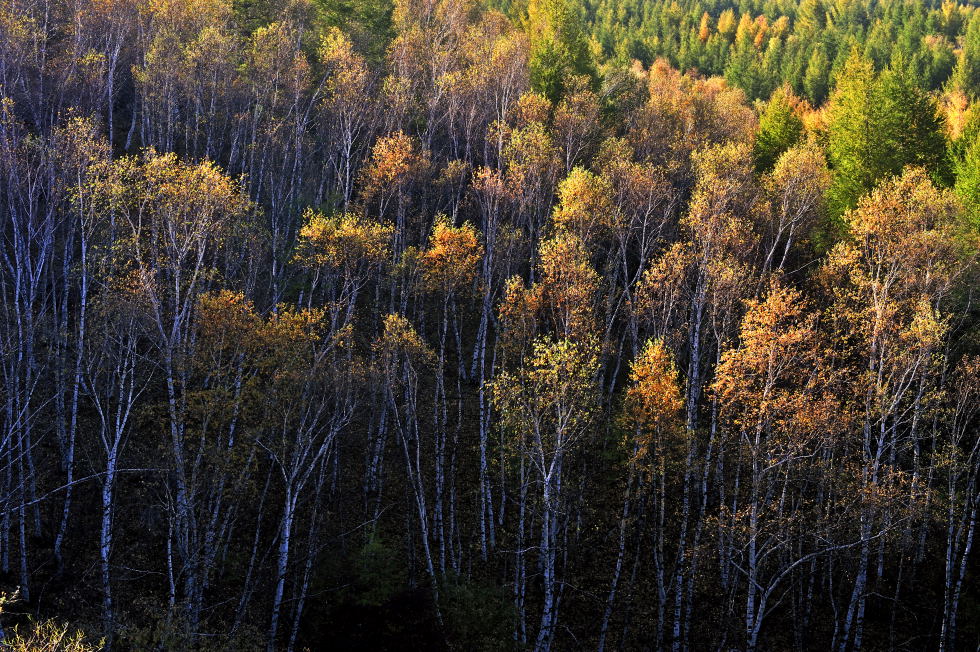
[954, 110, 980, 226]
[827, 49, 883, 218]
[803, 45, 830, 104]
[951, 12, 980, 98]
[876, 56, 949, 184]
[525, 0, 596, 103]
[753, 84, 803, 172]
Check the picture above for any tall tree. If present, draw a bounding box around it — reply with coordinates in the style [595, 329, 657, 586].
[524, 0, 595, 103]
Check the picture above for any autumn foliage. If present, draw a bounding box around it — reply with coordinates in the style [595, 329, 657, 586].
[0, 0, 980, 650]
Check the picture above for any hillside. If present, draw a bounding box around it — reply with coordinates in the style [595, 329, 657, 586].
[0, 0, 979, 649]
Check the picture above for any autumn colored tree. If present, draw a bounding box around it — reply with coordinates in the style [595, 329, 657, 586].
[0, 3, 978, 650]
[361, 131, 432, 253]
[419, 216, 482, 573]
[491, 336, 599, 651]
[601, 338, 682, 649]
[96, 149, 255, 633]
[628, 61, 756, 189]
[319, 27, 377, 207]
[293, 209, 393, 325]
[713, 282, 841, 652]
[761, 140, 831, 272]
[820, 168, 974, 650]
[551, 166, 618, 245]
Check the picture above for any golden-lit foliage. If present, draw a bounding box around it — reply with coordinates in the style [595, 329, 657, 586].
[497, 117, 561, 215]
[374, 313, 434, 372]
[244, 21, 310, 95]
[511, 91, 552, 126]
[593, 137, 677, 247]
[294, 210, 393, 271]
[761, 140, 831, 269]
[633, 241, 692, 341]
[498, 275, 544, 351]
[537, 232, 600, 340]
[845, 169, 967, 285]
[629, 60, 757, 181]
[195, 292, 328, 375]
[941, 89, 973, 140]
[821, 168, 973, 353]
[320, 27, 370, 98]
[187, 292, 259, 434]
[2, 620, 100, 652]
[258, 304, 327, 364]
[54, 115, 114, 210]
[420, 215, 484, 292]
[134, 0, 238, 135]
[691, 142, 762, 221]
[366, 132, 427, 188]
[713, 281, 840, 442]
[625, 338, 683, 462]
[91, 151, 254, 301]
[141, 0, 233, 27]
[4, 1, 980, 647]
[194, 290, 263, 359]
[103, 150, 251, 240]
[361, 131, 431, 209]
[552, 166, 619, 242]
[553, 77, 602, 169]
[190, 290, 357, 434]
[682, 143, 761, 265]
[698, 12, 710, 43]
[490, 336, 599, 454]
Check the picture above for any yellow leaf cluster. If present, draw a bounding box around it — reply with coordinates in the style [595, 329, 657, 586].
[420, 216, 484, 292]
[626, 339, 682, 460]
[362, 131, 430, 197]
[294, 210, 393, 271]
[552, 167, 619, 241]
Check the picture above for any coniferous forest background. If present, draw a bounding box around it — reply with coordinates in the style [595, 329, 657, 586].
[2, 0, 980, 649]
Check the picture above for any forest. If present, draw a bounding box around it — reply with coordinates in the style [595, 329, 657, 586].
[1, 0, 980, 649]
